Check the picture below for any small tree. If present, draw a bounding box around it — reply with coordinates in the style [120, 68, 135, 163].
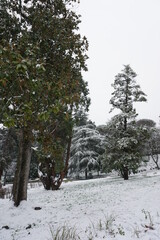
[104, 65, 147, 179]
[69, 122, 105, 179]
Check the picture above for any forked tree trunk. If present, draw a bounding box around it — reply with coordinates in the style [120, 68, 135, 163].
[40, 137, 72, 190]
[12, 128, 32, 206]
[155, 162, 160, 170]
[151, 154, 160, 170]
[52, 135, 72, 189]
[40, 135, 72, 190]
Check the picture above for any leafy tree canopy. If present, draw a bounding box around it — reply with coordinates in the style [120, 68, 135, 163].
[0, 0, 90, 204]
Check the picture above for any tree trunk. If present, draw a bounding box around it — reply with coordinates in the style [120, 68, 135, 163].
[12, 128, 32, 206]
[0, 168, 3, 187]
[155, 162, 160, 170]
[124, 116, 127, 131]
[120, 166, 129, 180]
[39, 159, 56, 190]
[3, 171, 7, 186]
[85, 168, 88, 179]
[52, 135, 72, 190]
[40, 135, 72, 190]
[151, 154, 160, 170]
[123, 167, 129, 180]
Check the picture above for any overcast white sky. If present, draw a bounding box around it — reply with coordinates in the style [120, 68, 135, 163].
[78, 0, 160, 126]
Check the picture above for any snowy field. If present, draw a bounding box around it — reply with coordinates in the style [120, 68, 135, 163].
[1, 171, 160, 240]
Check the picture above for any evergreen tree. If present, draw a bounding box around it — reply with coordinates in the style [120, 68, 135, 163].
[0, 0, 89, 205]
[74, 108, 88, 127]
[110, 65, 147, 129]
[103, 65, 147, 179]
[69, 122, 105, 179]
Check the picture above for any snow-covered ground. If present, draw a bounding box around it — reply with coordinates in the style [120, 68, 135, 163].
[1, 170, 160, 240]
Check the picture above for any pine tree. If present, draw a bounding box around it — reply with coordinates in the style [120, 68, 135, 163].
[103, 65, 147, 180]
[69, 122, 105, 179]
[110, 65, 147, 130]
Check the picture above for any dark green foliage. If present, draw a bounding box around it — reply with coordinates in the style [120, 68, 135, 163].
[0, 0, 89, 136]
[136, 119, 156, 128]
[148, 128, 160, 169]
[136, 119, 160, 159]
[0, 0, 89, 203]
[137, 119, 160, 169]
[74, 108, 89, 127]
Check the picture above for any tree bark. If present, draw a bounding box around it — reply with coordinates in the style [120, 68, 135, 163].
[12, 128, 32, 206]
[0, 167, 6, 199]
[123, 166, 129, 180]
[0, 168, 3, 186]
[85, 168, 88, 179]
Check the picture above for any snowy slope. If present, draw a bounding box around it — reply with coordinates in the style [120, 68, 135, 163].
[1, 171, 160, 240]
